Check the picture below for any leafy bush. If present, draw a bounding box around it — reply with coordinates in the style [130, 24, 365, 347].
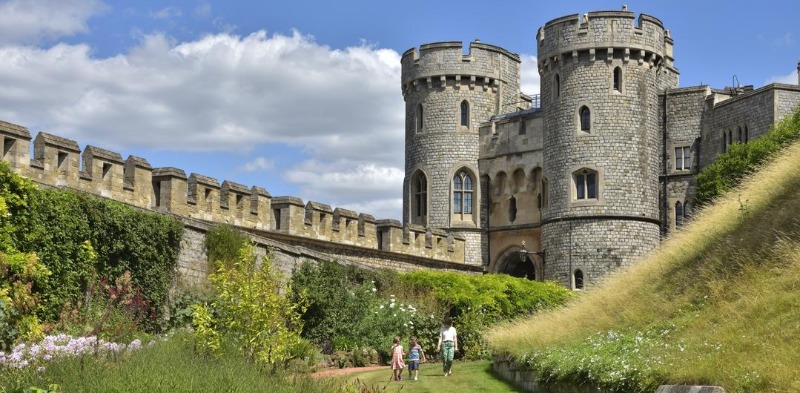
[695, 106, 800, 206]
[0, 162, 182, 337]
[290, 260, 391, 354]
[12, 188, 182, 324]
[0, 251, 50, 349]
[193, 244, 308, 369]
[56, 269, 155, 343]
[204, 224, 250, 268]
[291, 260, 575, 361]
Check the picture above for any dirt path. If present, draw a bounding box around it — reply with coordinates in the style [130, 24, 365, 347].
[310, 365, 386, 379]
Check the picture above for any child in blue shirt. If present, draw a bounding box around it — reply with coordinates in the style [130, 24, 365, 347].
[407, 336, 426, 381]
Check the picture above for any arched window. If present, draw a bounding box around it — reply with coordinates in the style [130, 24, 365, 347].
[555, 74, 561, 98]
[573, 269, 584, 290]
[613, 67, 622, 92]
[416, 104, 423, 132]
[453, 170, 474, 217]
[574, 168, 598, 200]
[508, 196, 517, 223]
[411, 171, 427, 225]
[675, 201, 684, 228]
[684, 202, 691, 219]
[460, 100, 470, 127]
[579, 106, 591, 132]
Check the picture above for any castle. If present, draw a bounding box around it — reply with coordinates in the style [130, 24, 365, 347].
[1, 8, 799, 290]
[401, 8, 800, 289]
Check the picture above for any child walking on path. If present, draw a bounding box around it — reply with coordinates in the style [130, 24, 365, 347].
[390, 336, 405, 381]
[436, 316, 458, 376]
[407, 336, 426, 381]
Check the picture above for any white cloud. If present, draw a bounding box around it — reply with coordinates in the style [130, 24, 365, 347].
[767, 70, 798, 85]
[150, 6, 182, 20]
[285, 160, 403, 200]
[284, 160, 403, 219]
[241, 157, 274, 172]
[520, 54, 540, 96]
[0, 30, 404, 161]
[0, 0, 106, 44]
[0, 28, 405, 219]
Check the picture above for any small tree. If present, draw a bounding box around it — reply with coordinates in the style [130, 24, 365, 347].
[193, 244, 308, 370]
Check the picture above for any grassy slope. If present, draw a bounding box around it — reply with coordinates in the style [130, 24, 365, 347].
[486, 140, 800, 392]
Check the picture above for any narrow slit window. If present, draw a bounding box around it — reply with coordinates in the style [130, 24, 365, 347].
[460, 100, 470, 127]
[613, 67, 622, 92]
[579, 106, 591, 132]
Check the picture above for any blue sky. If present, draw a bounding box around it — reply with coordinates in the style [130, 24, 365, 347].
[1, 0, 799, 220]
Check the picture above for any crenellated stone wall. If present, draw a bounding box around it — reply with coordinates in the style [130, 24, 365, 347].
[0, 120, 469, 270]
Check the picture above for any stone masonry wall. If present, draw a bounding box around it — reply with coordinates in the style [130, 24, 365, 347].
[662, 87, 707, 232]
[543, 218, 660, 289]
[401, 41, 522, 265]
[537, 11, 675, 286]
[0, 120, 470, 271]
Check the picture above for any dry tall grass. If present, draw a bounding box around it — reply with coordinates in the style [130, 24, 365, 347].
[487, 141, 800, 391]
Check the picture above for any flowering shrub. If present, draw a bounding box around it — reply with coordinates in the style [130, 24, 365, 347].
[0, 334, 151, 371]
[56, 269, 154, 344]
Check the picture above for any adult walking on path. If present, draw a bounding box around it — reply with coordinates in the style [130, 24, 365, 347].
[436, 316, 458, 376]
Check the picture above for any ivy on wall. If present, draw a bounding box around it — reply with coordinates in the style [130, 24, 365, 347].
[694, 108, 800, 207]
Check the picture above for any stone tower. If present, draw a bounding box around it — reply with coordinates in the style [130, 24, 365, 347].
[537, 11, 678, 288]
[401, 41, 522, 264]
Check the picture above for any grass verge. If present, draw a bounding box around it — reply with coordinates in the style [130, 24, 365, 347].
[342, 360, 525, 393]
[486, 140, 800, 392]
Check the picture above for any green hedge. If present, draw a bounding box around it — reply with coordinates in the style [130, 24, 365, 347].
[0, 162, 183, 324]
[291, 260, 575, 360]
[694, 107, 800, 207]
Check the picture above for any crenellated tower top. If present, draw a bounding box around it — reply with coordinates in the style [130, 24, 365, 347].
[401, 41, 521, 100]
[537, 11, 675, 75]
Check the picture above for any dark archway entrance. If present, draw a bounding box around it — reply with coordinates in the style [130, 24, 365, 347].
[501, 254, 536, 280]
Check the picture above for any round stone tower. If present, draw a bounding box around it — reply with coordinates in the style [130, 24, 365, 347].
[401, 41, 521, 265]
[538, 11, 678, 288]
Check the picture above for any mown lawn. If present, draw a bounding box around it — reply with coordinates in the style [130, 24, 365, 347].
[341, 361, 524, 393]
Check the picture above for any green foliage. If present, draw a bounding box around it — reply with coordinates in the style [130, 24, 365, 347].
[1, 330, 343, 393]
[0, 250, 50, 349]
[291, 260, 575, 362]
[193, 244, 309, 369]
[0, 162, 37, 254]
[12, 188, 183, 324]
[695, 106, 800, 206]
[204, 224, 250, 268]
[56, 270, 155, 343]
[400, 270, 575, 321]
[290, 260, 390, 354]
[160, 285, 215, 332]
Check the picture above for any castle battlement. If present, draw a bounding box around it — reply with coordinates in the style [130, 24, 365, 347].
[401, 40, 520, 98]
[0, 120, 466, 264]
[538, 10, 674, 73]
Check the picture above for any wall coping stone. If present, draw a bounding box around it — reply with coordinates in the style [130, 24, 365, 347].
[189, 173, 220, 188]
[152, 167, 187, 179]
[84, 145, 124, 164]
[0, 120, 31, 139]
[35, 132, 80, 152]
[272, 196, 304, 206]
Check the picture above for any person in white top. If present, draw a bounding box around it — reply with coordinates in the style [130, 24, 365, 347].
[435, 316, 458, 376]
